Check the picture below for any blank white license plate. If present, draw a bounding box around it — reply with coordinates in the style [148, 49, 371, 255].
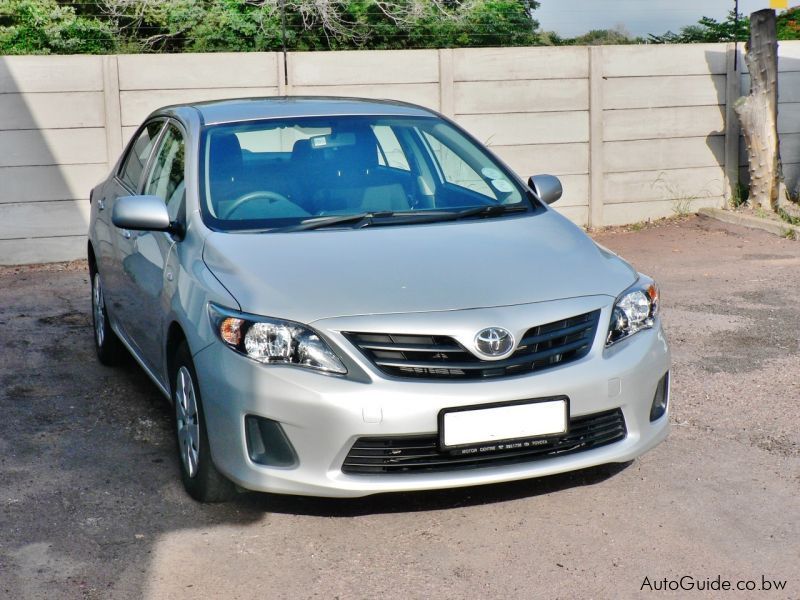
[441, 399, 567, 448]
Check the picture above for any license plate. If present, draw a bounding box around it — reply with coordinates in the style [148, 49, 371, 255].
[439, 397, 568, 451]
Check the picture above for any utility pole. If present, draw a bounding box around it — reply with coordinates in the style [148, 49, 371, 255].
[734, 0, 740, 71]
[281, 0, 288, 87]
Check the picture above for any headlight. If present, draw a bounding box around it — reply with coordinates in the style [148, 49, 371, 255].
[209, 304, 347, 374]
[606, 277, 659, 346]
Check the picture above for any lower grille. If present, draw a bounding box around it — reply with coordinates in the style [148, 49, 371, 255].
[342, 408, 626, 474]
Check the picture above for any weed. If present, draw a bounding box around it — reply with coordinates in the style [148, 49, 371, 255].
[651, 172, 718, 217]
[672, 198, 694, 217]
[777, 206, 800, 226]
[730, 182, 749, 208]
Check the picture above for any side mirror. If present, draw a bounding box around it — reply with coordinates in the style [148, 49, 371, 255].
[112, 195, 172, 232]
[528, 175, 563, 206]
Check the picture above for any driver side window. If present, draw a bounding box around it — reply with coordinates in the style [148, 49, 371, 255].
[119, 120, 164, 191]
[144, 123, 186, 222]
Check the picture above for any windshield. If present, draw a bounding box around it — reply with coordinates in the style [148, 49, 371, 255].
[199, 115, 532, 231]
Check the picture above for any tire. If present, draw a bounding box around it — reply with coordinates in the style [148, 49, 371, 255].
[172, 342, 237, 503]
[91, 270, 125, 366]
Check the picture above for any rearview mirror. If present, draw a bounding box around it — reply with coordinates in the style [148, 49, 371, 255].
[528, 175, 563, 205]
[112, 195, 171, 232]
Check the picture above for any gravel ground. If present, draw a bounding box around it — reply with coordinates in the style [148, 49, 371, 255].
[0, 215, 798, 599]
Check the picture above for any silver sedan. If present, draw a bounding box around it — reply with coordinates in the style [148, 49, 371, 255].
[87, 97, 669, 502]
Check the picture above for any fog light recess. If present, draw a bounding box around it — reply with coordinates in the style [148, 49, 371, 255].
[245, 415, 298, 467]
[650, 372, 670, 422]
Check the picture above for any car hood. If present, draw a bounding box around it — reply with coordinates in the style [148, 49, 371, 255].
[202, 211, 637, 323]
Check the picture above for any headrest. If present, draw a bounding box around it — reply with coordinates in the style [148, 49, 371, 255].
[209, 134, 243, 176]
[291, 138, 314, 162]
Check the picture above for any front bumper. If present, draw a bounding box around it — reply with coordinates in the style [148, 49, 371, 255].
[193, 298, 670, 498]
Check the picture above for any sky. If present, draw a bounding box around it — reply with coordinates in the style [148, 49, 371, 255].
[535, 0, 778, 37]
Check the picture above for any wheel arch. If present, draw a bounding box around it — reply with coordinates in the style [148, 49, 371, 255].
[87, 241, 97, 275]
[165, 321, 189, 396]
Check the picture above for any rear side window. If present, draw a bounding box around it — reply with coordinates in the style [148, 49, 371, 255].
[119, 120, 164, 191]
[373, 125, 410, 171]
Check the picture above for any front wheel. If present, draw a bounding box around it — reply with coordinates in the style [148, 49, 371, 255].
[91, 271, 125, 366]
[173, 342, 237, 503]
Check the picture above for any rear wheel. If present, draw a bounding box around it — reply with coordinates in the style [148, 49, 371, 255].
[91, 271, 125, 365]
[173, 342, 237, 503]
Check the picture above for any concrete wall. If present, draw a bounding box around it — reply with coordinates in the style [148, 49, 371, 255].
[449, 47, 591, 226]
[0, 56, 108, 263]
[599, 44, 729, 226]
[1, 42, 798, 265]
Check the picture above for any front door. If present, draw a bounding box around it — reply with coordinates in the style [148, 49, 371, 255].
[116, 122, 187, 373]
[104, 119, 166, 343]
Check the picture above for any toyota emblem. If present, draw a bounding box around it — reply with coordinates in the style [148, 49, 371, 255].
[474, 327, 514, 358]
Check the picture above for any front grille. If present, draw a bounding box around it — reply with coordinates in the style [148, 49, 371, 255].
[342, 408, 626, 474]
[344, 310, 601, 380]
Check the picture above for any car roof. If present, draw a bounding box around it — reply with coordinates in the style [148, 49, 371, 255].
[164, 96, 439, 126]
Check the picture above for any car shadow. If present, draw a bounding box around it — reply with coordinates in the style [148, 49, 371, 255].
[235, 461, 633, 518]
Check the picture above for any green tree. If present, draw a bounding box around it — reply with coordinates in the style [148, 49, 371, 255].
[565, 25, 640, 46]
[1, 0, 540, 54]
[649, 11, 749, 44]
[0, 0, 115, 53]
[777, 7, 800, 40]
[649, 8, 800, 44]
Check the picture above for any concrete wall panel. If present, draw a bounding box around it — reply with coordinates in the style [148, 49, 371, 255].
[0, 164, 107, 204]
[454, 79, 588, 114]
[118, 53, 279, 90]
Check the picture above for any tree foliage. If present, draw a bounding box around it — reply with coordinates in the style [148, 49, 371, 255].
[3, 1, 799, 55]
[0, 0, 540, 53]
[647, 9, 800, 45]
[648, 11, 749, 44]
[0, 0, 115, 53]
[542, 25, 641, 46]
[777, 7, 800, 40]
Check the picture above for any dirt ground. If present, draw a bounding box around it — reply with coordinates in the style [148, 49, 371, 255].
[1, 215, 798, 599]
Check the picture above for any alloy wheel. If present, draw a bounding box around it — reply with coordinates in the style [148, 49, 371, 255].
[175, 366, 201, 478]
[92, 273, 105, 347]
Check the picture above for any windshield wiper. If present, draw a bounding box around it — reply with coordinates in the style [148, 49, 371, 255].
[283, 210, 457, 232]
[282, 212, 388, 232]
[281, 204, 528, 232]
[452, 204, 528, 220]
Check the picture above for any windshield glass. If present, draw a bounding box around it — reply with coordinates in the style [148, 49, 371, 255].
[200, 115, 531, 231]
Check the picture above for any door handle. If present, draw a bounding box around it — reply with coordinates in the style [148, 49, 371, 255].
[98, 198, 106, 211]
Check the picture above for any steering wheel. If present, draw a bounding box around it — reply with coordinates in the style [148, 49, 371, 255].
[220, 190, 293, 219]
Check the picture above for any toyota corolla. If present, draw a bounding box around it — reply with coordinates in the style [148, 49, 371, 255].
[87, 97, 670, 502]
